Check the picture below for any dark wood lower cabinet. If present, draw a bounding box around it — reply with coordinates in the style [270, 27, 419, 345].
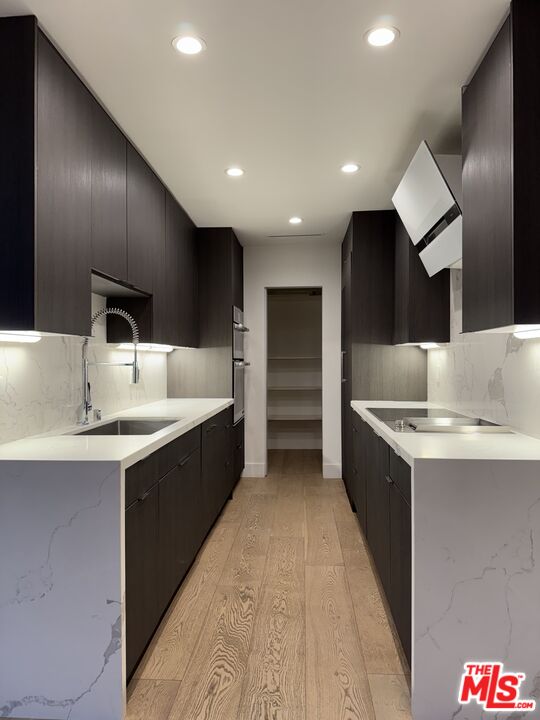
[389, 481, 412, 665]
[366, 433, 391, 595]
[352, 414, 367, 531]
[353, 415, 412, 666]
[125, 412, 236, 679]
[202, 408, 234, 527]
[125, 483, 159, 679]
[157, 448, 201, 612]
[234, 419, 245, 487]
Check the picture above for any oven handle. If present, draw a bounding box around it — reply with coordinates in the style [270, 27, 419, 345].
[234, 361, 251, 367]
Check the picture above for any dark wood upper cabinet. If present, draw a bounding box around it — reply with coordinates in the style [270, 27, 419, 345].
[393, 216, 450, 344]
[35, 30, 93, 336]
[232, 235, 244, 311]
[0, 17, 93, 336]
[159, 192, 198, 347]
[90, 98, 127, 282]
[126, 145, 165, 293]
[462, 1, 540, 332]
[352, 211, 396, 345]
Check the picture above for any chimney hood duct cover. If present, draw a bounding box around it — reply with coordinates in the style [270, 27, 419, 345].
[392, 140, 462, 276]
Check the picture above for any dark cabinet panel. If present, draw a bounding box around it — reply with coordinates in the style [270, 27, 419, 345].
[180, 447, 205, 563]
[234, 419, 245, 486]
[158, 446, 202, 610]
[127, 144, 165, 293]
[462, 16, 513, 332]
[389, 449, 411, 505]
[157, 192, 198, 346]
[352, 211, 395, 345]
[201, 408, 233, 526]
[232, 233, 244, 310]
[394, 216, 449, 345]
[35, 31, 92, 336]
[352, 415, 368, 533]
[125, 483, 159, 679]
[158, 465, 184, 609]
[366, 431, 391, 595]
[90, 99, 127, 282]
[462, 2, 540, 332]
[341, 217, 353, 493]
[0, 16, 35, 331]
[389, 482, 411, 665]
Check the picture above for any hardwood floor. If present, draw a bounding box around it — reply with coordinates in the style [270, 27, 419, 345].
[128, 449, 411, 720]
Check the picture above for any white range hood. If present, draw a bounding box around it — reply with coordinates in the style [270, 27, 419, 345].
[392, 141, 462, 277]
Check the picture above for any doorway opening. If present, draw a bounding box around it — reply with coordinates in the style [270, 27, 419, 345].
[266, 287, 322, 474]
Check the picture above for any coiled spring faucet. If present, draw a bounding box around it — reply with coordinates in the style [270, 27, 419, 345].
[79, 308, 140, 425]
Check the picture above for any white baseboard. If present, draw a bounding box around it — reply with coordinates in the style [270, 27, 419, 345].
[242, 462, 267, 478]
[323, 463, 342, 479]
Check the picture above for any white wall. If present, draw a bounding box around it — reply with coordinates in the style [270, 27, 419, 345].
[0, 295, 167, 444]
[243, 242, 341, 478]
[429, 269, 540, 438]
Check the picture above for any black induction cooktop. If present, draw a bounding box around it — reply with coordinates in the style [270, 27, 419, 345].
[366, 407, 467, 422]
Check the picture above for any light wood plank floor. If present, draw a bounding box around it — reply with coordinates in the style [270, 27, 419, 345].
[128, 450, 411, 720]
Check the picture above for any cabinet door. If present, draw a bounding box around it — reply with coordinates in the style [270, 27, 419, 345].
[353, 417, 368, 533]
[462, 17, 513, 333]
[160, 192, 198, 346]
[180, 447, 205, 565]
[352, 211, 395, 345]
[232, 232, 244, 310]
[158, 466, 183, 611]
[127, 144, 165, 292]
[36, 31, 92, 336]
[201, 409, 232, 528]
[389, 482, 411, 665]
[234, 419, 245, 487]
[366, 431, 391, 595]
[125, 484, 159, 679]
[90, 99, 127, 281]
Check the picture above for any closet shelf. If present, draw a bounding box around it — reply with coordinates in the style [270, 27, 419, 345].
[268, 386, 322, 391]
[267, 356, 322, 360]
[268, 415, 322, 421]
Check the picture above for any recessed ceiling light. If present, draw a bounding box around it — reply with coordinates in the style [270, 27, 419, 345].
[172, 35, 206, 55]
[365, 26, 399, 47]
[341, 163, 360, 174]
[420, 342, 440, 350]
[225, 167, 244, 177]
[289, 216, 303, 225]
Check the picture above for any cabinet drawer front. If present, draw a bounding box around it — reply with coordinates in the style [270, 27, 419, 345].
[202, 406, 232, 436]
[389, 451, 411, 504]
[156, 426, 200, 479]
[125, 452, 160, 508]
[126, 426, 201, 508]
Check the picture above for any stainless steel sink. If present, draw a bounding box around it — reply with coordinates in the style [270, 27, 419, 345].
[71, 418, 180, 436]
[404, 417, 513, 433]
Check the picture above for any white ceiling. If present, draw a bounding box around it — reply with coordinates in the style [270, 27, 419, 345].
[1, 0, 509, 245]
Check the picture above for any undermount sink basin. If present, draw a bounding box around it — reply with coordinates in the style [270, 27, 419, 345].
[71, 418, 181, 436]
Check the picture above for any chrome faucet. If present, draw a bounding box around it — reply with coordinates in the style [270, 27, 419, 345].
[79, 308, 140, 425]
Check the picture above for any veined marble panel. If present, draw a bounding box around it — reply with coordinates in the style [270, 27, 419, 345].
[428, 270, 540, 439]
[413, 458, 540, 720]
[0, 460, 124, 720]
[0, 295, 167, 444]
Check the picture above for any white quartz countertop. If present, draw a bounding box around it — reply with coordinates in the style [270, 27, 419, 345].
[0, 398, 234, 469]
[352, 400, 540, 466]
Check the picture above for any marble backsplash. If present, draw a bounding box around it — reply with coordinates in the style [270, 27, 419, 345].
[0, 295, 167, 444]
[428, 270, 540, 438]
